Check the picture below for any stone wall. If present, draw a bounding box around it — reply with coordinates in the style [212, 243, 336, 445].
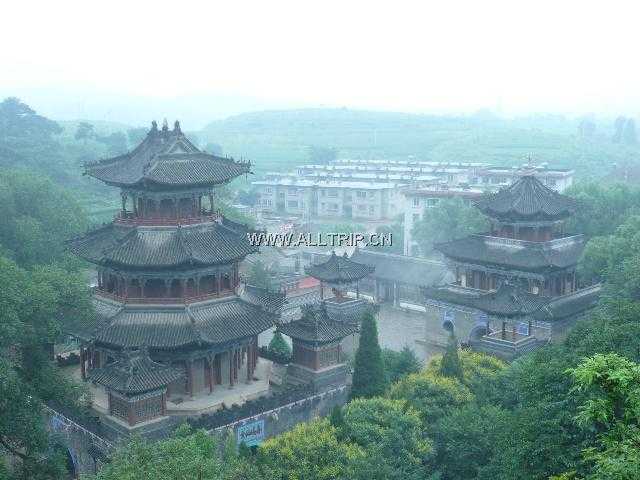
[210, 385, 349, 445]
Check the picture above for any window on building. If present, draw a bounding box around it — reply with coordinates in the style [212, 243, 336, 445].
[278, 192, 285, 199]
[327, 190, 338, 198]
[426, 198, 438, 207]
[357, 191, 366, 198]
[288, 188, 297, 196]
[412, 197, 420, 208]
[357, 204, 366, 211]
[265, 187, 272, 194]
[367, 191, 375, 199]
[288, 201, 298, 208]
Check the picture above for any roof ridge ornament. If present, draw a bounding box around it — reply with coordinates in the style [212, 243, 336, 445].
[174, 120, 181, 134]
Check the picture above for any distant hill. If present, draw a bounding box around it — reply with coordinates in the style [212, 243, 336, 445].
[200, 108, 640, 180]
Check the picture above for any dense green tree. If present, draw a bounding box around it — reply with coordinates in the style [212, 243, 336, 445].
[341, 398, 433, 480]
[565, 182, 640, 238]
[0, 256, 92, 479]
[382, 346, 421, 384]
[351, 312, 387, 399]
[246, 259, 273, 290]
[567, 353, 640, 479]
[432, 404, 506, 480]
[388, 370, 473, 428]
[95, 427, 224, 480]
[251, 420, 363, 480]
[267, 331, 291, 360]
[439, 333, 462, 379]
[411, 197, 489, 256]
[0, 169, 88, 267]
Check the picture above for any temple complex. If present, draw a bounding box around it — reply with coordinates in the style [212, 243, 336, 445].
[67, 120, 279, 431]
[424, 175, 600, 359]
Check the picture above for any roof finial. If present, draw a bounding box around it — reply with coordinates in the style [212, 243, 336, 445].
[162, 118, 169, 132]
[150, 120, 158, 133]
[174, 120, 181, 134]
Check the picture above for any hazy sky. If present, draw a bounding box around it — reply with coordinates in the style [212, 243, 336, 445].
[2, 0, 639, 123]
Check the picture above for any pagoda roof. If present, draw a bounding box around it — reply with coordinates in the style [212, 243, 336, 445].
[67, 218, 257, 269]
[425, 282, 550, 317]
[475, 175, 578, 221]
[84, 120, 251, 188]
[350, 248, 450, 287]
[279, 304, 357, 344]
[304, 251, 375, 283]
[89, 350, 184, 395]
[435, 234, 586, 273]
[240, 284, 287, 314]
[74, 296, 275, 350]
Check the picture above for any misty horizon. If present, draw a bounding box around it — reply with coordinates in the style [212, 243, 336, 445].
[2, 0, 640, 128]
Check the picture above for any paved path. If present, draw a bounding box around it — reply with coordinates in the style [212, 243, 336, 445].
[377, 304, 427, 360]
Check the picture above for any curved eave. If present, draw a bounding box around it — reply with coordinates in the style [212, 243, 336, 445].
[477, 208, 574, 223]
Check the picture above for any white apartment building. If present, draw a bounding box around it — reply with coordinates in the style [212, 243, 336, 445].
[252, 175, 407, 221]
[305, 159, 574, 193]
[253, 159, 574, 236]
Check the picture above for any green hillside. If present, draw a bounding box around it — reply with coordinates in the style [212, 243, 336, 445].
[201, 108, 640, 180]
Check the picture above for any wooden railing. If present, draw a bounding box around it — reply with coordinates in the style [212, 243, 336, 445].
[114, 212, 220, 226]
[94, 289, 235, 304]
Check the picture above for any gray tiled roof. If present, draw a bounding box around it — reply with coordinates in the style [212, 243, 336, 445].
[425, 283, 550, 317]
[475, 175, 578, 221]
[435, 234, 586, 272]
[241, 284, 287, 314]
[84, 121, 251, 187]
[278, 304, 357, 344]
[533, 284, 601, 321]
[305, 251, 374, 283]
[426, 283, 600, 321]
[350, 248, 449, 287]
[89, 351, 184, 395]
[68, 219, 257, 268]
[81, 297, 275, 349]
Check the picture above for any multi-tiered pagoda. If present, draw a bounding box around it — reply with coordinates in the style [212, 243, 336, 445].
[68, 120, 278, 429]
[425, 175, 600, 359]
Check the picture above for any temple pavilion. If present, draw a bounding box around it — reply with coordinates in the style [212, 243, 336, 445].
[294, 251, 377, 359]
[67, 120, 279, 429]
[424, 175, 600, 359]
[279, 304, 357, 391]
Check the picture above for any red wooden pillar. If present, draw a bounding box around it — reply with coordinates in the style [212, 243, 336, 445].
[80, 347, 86, 380]
[161, 393, 166, 415]
[209, 356, 215, 393]
[247, 346, 252, 382]
[229, 350, 235, 388]
[187, 360, 194, 398]
[128, 402, 135, 426]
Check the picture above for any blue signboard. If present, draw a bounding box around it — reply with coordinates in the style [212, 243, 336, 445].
[516, 322, 530, 336]
[237, 420, 265, 447]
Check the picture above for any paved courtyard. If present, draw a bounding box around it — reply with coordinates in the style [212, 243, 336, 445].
[377, 303, 429, 361]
